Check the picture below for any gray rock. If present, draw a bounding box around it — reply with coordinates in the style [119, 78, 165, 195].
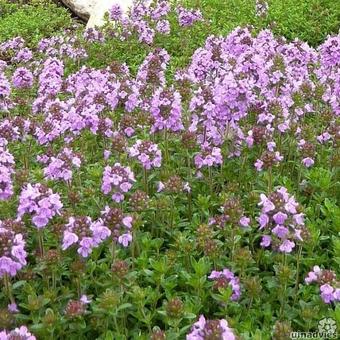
[61, 0, 96, 20]
[61, 0, 134, 27]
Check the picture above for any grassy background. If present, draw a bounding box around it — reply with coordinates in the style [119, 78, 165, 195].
[0, 0, 73, 45]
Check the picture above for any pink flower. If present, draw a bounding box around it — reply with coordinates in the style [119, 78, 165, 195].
[302, 157, 314, 168]
[80, 295, 91, 304]
[273, 212, 287, 225]
[320, 284, 334, 304]
[8, 303, 19, 313]
[118, 233, 132, 247]
[157, 181, 165, 192]
[279, 240, 295, 253]
[260, 235, 271, 247]
[239, 216, 250, 228]
[122, 216, 133, 229]
[258, 213, 269, 229]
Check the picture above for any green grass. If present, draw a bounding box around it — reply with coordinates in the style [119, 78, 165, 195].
[0, 0, 73, 45]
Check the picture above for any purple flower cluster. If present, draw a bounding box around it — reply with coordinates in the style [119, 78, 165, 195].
[11, 67, 34, 89]
[136, 48, 170, 89]
[83, 28, 105, 43]
[0, 223, 27, 278]
[0, 71, 12, 112]
[255, 0, 269, 18]
[62, 216, 111, 257]
[317, 35, 340, 115]
[305, 266, 340, 304]
[0, 326, 36, 340]
[0, 37, 27, 65]
[17, 183, 63, 228]
[150, 88, 183, 133]
[39, 147, 81, 182]
[194, 145, 222, 169]
[254, 150, 283, 171]
[109, 4, 123, 21]
[177, 6, 203, 27]
[258, 187, 306, 253]
[33, 58, 64, 113]
[0, 143, 15, 201]
[38, 34, 86, 60]
[187, 315, 236, 340]
[129, 140, 162, 170]
[101, 206, 133, 247]
[107, 1, 176, 45]
[208, 269, 241, 301]
[101, 163, 135, 202]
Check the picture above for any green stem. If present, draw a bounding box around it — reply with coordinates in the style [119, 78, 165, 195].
[247, 297, 253, 312]
[268, 166, 273, 193]
[52, 270, 56, 290]
[143, 168, 148, 195]
[294, 244, 303, 303]
[38, 229, 44, 257]
[208, 166, 213, 194]
[3, 274, 15, 304]
[279, 254, 287, 319]
[231, 227, 236, 262]
[187, 153, 193, 221]
[76, 277, 81, 298]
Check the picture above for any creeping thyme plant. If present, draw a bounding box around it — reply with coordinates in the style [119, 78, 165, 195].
[0, 0, 339, 339]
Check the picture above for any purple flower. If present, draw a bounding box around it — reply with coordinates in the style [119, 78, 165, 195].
[0, 326, 36, 340]
[239, 216, 250, 228]
[279, 239, 295, 253]
[12, 67, 34, 89]
[150, 88, 183, 133]
[305, 266, 339, 304]
[129, 140, 162, 170]
[273, 212, 288, 225]
[187, 315, 236, 340]
[302, 157, 314, 168]
[156, 20, 171, 35]
[101, 207, 134, 247]
[208, 268, 241, 301]
[62, 216, 110, 257]
[258, 213, 270, 229]
[101, 163, 135, 202]
[0, 227, 27, 278]
[257, 187, 305, 253]
[157, 181, 165, 192]
[8, 303, 19, 313]
[118, 233, 132, 247]
[42, 148, 81, 182]
[177, 6, 203, 27]
[109, 4, 123, 21]
[18, 183, 63, 229]
[0, 145, 15, 201]
[194, 145, 223, 169]
[260, 235, 271, 247]
[272, 225, 289, 239]
[320, 284, 334, 304]
[80, 295, 91, 304]
[258, 194, 275, 213]
[254, 159, 263, 171]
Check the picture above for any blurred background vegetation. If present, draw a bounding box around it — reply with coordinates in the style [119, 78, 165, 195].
[0, 0, 339, 47]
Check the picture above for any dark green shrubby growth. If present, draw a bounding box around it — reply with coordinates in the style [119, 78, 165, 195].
[0, 1, 339, 339]
[0, 0, 73, 45]
[264, 0, 340, 46]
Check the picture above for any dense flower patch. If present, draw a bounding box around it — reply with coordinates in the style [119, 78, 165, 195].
[0, 0, 339, 339]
